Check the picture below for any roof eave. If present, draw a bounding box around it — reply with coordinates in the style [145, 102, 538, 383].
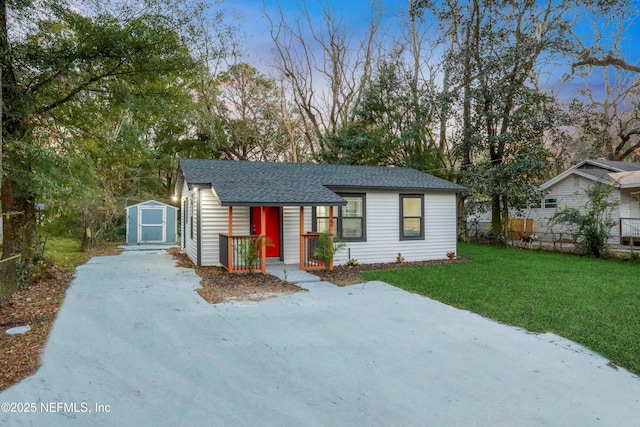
[326, 185, 468, 194]
[219, 200, 348, 207]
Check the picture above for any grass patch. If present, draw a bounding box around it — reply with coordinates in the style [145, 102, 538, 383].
[43, 237, 87, 271]
[366, 243, 640, 375]
[43, 237, 122, 271]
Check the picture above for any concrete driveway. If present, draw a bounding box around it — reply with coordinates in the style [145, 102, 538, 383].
[1, 250, 639, 426]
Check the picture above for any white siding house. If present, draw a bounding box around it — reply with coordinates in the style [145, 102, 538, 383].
[176, 160, 466, 271]
[512, 160, 640, 245]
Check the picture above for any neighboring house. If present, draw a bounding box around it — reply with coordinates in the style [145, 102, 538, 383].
[175, 159, 467, 272]
[517, 159, 640, 245]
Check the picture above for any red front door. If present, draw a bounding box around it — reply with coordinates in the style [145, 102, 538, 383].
[251, 207, 281, 258]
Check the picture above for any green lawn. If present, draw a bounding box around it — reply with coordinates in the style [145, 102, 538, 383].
[366, 243, 640, 375]
[43, 237, 91, 271]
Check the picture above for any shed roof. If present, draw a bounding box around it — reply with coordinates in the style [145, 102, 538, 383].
[177, 159, 466, 206]
[125, 200, 177, 210]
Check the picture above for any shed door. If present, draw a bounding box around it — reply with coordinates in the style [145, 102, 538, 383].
[139, 207, 165, 243]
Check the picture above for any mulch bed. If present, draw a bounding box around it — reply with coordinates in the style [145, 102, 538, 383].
[0, 267, 74, 391]
[168, 248, 305, 304]
[311, 258, 470, 286]
[0, 244, 123, 391]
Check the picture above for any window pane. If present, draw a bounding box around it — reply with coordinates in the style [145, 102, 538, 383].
[342, 218, 362, 238]
[317, 206, 330, 217]
[316, 218, 330, 234]
[403, 197, 422, 217]
[403, 218, 421, 237]
[141, 209, 163, 224]
[343, 197, 363, 217]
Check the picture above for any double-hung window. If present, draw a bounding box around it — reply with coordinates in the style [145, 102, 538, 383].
[542, 198, 557, 209]
[400, 194, 424, 240]
[313, 193, 366, 241]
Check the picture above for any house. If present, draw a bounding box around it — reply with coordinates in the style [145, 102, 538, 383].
[175, 159, 467, 272]
[125, 200, 178, 245]
[517, 159, 640, 245]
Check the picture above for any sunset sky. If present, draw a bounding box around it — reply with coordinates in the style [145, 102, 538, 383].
[227, 0, 640, 101]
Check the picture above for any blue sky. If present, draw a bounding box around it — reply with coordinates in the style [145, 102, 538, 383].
[226, 0, 640, 101]
[230, 0, 401, 69]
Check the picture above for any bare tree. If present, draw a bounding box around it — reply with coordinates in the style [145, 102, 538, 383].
[265, 0, 382, 156]
[570, 13, 640, 161]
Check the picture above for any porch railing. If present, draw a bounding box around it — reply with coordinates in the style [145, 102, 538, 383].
[219, 234, 264, 273]
[300, 233, 325, 270]
[620, 218, 640, 244]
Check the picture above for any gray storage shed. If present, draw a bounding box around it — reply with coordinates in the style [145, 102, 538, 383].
[125, 200, 178, 245]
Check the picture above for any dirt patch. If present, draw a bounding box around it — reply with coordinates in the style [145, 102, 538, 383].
[168, 248, 305, 304]
[311, 258, 470, 287]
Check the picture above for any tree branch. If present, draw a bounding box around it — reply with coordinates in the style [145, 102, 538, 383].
[572, 55, 640, 74]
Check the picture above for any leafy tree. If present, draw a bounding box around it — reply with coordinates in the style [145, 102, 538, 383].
[0, 1, 199, 260]
[551, 184, 617, 257]
[318, 56, 445, 176]
[412, 0, 605, 240]
[201, 63, 303, 161]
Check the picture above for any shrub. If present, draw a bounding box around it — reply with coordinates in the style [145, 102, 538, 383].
[313, 233, 346, 272]
[238, 236, 273, 273]
[551, 183, 617, 258]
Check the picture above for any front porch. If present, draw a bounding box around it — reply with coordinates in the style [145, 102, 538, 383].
[620, 218, 640, 246]
[219, 206, 336, 273]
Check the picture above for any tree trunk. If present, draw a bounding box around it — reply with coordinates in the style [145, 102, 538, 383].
[491, 195, 502, 237]
[501, 195, 510, 240]
[1, 178, 41, 260]
[1, 0, 41, 261]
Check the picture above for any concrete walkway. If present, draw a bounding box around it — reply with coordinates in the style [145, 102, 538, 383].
[1, 250, 639, 426]
[266, 264, 337, 291]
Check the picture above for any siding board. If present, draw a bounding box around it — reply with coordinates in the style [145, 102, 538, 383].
[184, 189, 458, 267]
[525, 175, 621, 243]
[332, 192, 457, 265]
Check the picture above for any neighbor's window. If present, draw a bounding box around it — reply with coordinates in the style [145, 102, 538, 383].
[313, 193, 366, 241]
[543, 198, 557, 209]
[400, 195, 424, 240]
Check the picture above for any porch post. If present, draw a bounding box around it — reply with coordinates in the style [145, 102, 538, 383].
[228, 206, 233, 273]
[299, 206, 304, 268]
[329, 206, 334, 271]
[261, 206, 267, 274]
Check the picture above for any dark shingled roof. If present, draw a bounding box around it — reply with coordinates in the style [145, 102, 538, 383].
[584, 159, 640, 172]
[576, 159, 640, 184]
[178, 159, 466, 206]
